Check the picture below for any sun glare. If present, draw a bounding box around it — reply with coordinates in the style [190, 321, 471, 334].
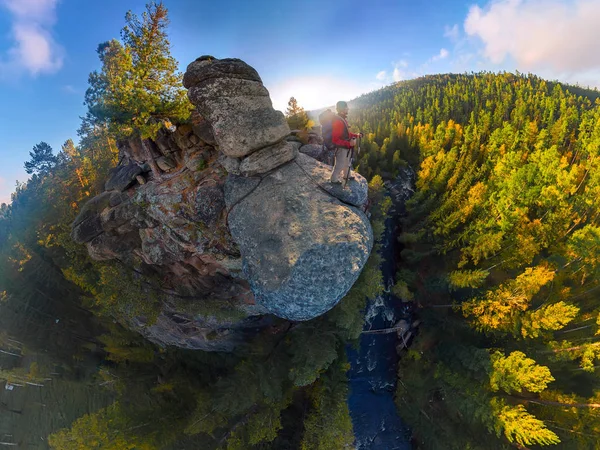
[267, 76, 369, 112]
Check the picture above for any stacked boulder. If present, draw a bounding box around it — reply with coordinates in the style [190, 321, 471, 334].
[184, 56, 373, 321]
[296, 124, 334, 165]
[184, 56, 297, 177]
[298, 142, 331, 164]
[71, 56, 373, 350]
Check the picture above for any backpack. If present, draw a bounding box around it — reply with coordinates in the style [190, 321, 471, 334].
[319, 109, 337, 150]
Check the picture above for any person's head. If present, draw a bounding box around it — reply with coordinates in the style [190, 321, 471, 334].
[336, 101, 349, 118]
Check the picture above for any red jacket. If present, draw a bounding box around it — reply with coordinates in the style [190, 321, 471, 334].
[332, 116, 358, 149]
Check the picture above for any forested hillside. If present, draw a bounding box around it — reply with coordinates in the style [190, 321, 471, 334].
[349, 73, 600, 448]
[2, 0, 600, 448]
[0, 3, 386, 449]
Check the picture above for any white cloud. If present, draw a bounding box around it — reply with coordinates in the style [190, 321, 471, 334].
[0, 0, 63, 76]
[62, 84, 78, 94]
[393, 67, 405, 82]
[430, 48, 449, 62]
[419, 48, 450, 73]
[444, 24, 460, 42]
[374, 60, 412, 84]
[2, 0, 56, 20]
[391, 60, 411, 81]
[266, 76, 371, 112]
[464, 0, 600, 73]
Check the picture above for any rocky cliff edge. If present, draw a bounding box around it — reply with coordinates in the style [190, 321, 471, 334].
[71, 56, 373, 351]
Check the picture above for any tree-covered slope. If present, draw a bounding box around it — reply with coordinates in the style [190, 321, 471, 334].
[348, 73, 600, 448]
[3, 1, 600, 445]
[0, 4, 385, 448]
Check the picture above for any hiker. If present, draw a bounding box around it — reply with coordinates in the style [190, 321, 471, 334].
[329, 101, 361, 184]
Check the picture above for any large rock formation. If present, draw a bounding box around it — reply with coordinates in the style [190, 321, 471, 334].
[226, 153, 371, 321]
[184, 56, 291, 159]
[71, 56, 373, 350]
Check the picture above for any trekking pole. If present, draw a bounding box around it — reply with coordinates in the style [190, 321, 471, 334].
[343, 136, 358, 189]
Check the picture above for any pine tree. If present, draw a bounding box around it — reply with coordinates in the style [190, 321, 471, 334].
[462, 266, 555, 335]
[300, 354, 354, 450]
[285, 97, 309, 130]
[490, 400, 560, 446]
[448, 269, 489, 289]
[83, 2, 191, 140]
[48, 403, 157, 450]
[489, 351, 554, 394]
[24, 142, 57, 175]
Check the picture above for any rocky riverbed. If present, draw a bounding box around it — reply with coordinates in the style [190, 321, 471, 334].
[347, 167, 416, 449]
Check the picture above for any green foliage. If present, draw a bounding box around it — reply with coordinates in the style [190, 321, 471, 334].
[301, 355, 354, 450]
[0, 362, 47, 387]
[566, 225, 600, 281]
[549, 339, 600, 372]
[48, 402, 157, 450]
[490, 399, 560, 446]
[462, 266, 555, 335]
[84, 2, 191, 139]
[226, 406, 284, 449]
[95, 263, 163, 322]
[98, 323, 156, 364]
[325, 248, 382, 340]
[368, 174, 392, 241]
[520, 301, 579, 338]
[448, 269, 488, 289]
[397, 330, 561, 449]
[350, 72, 600, 448]
[489, 351, 554, 394]
[392, 280, 413, 301]
[64, 260, 163, 325]
[24, 141, 57, 175]
[288, 326, 339, 387]
[285, 97, 310, 131]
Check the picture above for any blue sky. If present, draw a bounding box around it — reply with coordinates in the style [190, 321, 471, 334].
[1, 0, 599, 204]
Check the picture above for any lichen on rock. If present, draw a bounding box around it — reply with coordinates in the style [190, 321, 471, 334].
[226, 153, 373, 321]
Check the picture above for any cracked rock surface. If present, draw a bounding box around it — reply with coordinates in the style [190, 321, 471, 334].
[71, 56, 373, 351]
[225, 153, 372, 321]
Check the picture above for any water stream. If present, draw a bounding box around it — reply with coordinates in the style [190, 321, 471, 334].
[347, 168, 415, 449]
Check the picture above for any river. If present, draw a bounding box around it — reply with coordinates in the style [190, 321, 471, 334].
[347, 167, 415, 449]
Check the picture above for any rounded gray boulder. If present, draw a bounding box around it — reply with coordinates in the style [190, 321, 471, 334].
[225, 156, 373, 321]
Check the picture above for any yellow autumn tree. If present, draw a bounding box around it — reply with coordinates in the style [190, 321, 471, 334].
[462, 265, 555, 334]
